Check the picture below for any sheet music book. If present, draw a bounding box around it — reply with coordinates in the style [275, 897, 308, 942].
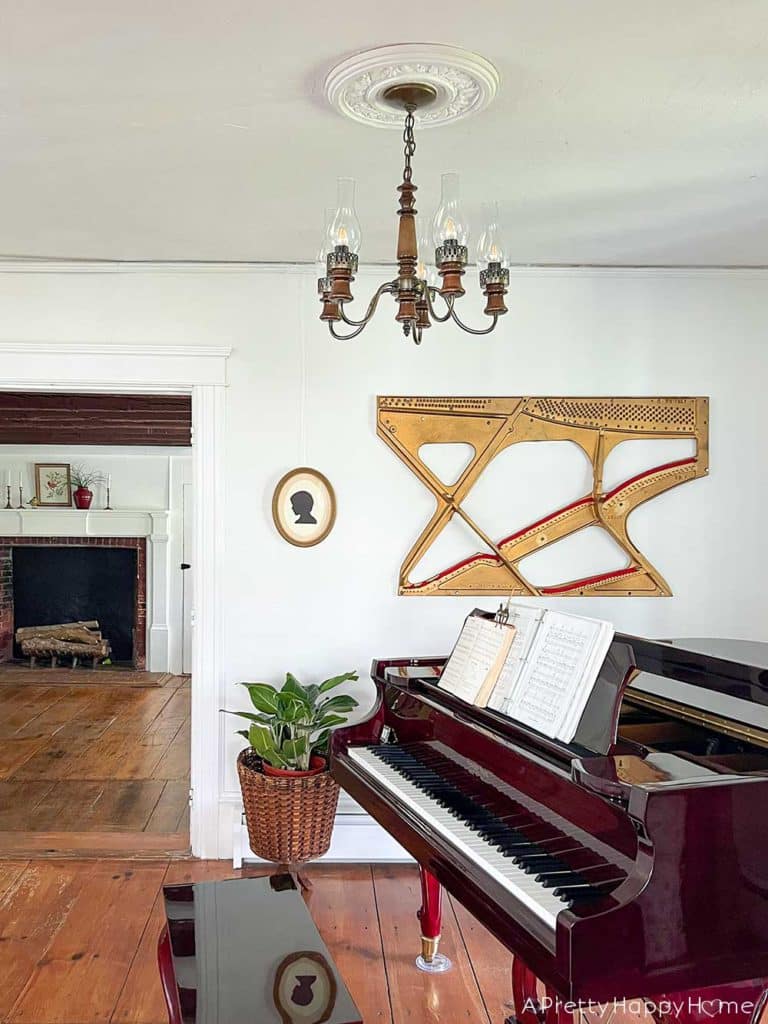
[438, 614, 517, 708]
[440, 607, 614, 742]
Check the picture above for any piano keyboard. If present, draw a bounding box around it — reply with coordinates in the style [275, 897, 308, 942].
[347, 743, 625, 933]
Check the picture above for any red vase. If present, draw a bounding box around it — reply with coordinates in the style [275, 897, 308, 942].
[73, 487, 93, 510]
[262, 755, 327, 779]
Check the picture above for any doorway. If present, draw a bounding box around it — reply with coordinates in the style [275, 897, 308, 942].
[0, 395, 194, 855]
[0, 344, 229, 858]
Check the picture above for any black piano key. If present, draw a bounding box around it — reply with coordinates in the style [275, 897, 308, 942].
[552, 877, 625, 900]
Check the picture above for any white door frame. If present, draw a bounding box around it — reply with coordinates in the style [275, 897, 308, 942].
[0, 342, 230, 858]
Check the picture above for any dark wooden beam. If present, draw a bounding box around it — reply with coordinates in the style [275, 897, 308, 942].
[0, 392, 192, 446]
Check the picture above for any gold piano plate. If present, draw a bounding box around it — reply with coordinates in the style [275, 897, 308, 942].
[377, 395, 709, 598]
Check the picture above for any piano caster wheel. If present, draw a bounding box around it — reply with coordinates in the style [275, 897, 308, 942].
[416, 935, 451, 972]
[415, 952, 452, 973]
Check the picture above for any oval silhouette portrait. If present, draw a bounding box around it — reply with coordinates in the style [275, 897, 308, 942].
[272, 468, 336, 547]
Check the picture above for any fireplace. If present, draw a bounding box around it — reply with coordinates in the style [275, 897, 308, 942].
[0, 537, 147, 667]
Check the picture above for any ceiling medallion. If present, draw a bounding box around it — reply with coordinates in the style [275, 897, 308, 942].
[318, 46, 507, 345]
[323, 43, 499, 130]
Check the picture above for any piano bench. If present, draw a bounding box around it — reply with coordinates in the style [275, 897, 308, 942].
[159, 873, 363, 1024]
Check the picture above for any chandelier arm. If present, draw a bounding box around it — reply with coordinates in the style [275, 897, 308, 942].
[327, 320, 370, 341]
[425, 287, 455, 323]
[338, 281, 397, 326]
[448, 306, 500, 336]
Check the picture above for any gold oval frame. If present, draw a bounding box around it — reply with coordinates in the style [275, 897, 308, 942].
[272, 467, 337, 548]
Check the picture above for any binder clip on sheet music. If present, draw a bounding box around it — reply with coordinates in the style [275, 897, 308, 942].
[439, 605, 614, 742]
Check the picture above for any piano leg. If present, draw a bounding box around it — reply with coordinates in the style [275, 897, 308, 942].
[507, 957, 543, 1024]
[415, 865, 452, 973]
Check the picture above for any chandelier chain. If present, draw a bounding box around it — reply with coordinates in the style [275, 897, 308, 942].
[402, 107, 416, 183]
[319, 92, 508, 343]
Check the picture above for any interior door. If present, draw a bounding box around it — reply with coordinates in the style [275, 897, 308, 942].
[182, 481, 193, 675]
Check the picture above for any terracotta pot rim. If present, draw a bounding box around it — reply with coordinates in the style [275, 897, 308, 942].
[261, 754, 327, 779]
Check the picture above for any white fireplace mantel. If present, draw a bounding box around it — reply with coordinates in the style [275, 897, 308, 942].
[0, 508, 171, 671]
[0, 508, 168, 539]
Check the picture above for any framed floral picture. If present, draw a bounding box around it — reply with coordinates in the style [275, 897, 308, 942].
[35, 463, 72, 507]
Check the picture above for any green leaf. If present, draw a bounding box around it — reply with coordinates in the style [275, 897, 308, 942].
[317, 694, 358, 715]
[248, 724, 282, 763]
[224, 710, 272, 724]
[281, 673, 311, 706]
[281, 737, 307, 762]
[312, 728, 332, 752]
[242, 682, 280, 715]
[236, 729, 250, 741]
[276, 691, 306, 722]
[303, 684, 320, 708]
[318, 671, 359, 693]
[315, 713, 347, 729]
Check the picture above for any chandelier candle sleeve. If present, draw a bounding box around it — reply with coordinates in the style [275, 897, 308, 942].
[317, 207, 342, 322]
[326, 178, 360, 304]
[318, 88, 507, 344]
[433, 173, 469, 298]
[477, 201, 509, 317]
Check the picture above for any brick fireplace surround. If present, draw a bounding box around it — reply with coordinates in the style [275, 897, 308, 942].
[0, 536, 147, 668]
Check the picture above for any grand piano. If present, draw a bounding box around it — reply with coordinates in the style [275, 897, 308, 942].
[331, 624, 768, 1024]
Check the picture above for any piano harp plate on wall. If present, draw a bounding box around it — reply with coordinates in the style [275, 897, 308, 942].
[376, 395, 709, 597]
[330, 630, 768, 1023]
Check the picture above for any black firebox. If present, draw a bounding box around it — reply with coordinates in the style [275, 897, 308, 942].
[12, 546, 137, 662]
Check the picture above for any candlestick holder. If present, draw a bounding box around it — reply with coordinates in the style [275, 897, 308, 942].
[105, 486, 112, 511]
[4, 484, 11, 510]
[17, 485, 24, 509]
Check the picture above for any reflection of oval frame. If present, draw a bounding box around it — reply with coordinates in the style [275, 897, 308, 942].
[272, 468, 337, 548]
[273, 950, 337, 1024]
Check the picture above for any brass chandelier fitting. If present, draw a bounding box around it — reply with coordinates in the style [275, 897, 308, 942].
[318, 83, 509, 345]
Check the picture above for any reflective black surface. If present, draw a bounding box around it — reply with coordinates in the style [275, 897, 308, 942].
[666, 637, 768, 671]
[162, 875, 362, 1024]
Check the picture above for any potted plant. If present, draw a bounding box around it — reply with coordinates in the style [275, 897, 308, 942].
[225, 671, 359, 864]
[71, 465, 105, 510]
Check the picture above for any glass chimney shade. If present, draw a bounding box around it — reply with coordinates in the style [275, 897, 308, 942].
[476, 202, 507, 271]
[431, 172, 469, 250]
[326, 178, 362, 254]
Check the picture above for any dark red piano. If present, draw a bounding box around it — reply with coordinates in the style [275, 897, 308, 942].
[331, 627, 768, 1024]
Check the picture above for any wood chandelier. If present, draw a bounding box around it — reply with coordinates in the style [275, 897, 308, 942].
[317, 83, 509, 345]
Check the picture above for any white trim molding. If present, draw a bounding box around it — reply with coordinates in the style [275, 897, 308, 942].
[0, 343, 230, 858]
[190, 384, 227, 859]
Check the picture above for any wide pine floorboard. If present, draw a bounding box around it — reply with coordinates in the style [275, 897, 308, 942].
[0, 861, 515, 1024]
[0, 675, 190, 840]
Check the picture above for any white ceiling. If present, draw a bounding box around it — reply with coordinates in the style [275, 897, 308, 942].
[1, 1, 767, 264]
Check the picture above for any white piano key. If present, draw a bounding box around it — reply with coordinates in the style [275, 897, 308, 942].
[347, 747, 566, 931]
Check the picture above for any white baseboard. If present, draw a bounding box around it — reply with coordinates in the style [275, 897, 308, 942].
[232, 811, 413, 869]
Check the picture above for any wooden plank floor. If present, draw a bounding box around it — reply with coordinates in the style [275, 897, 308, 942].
[0, 861, 709, 1024]
[0, 674, 190, 840]
[0, 861, 516, 1024]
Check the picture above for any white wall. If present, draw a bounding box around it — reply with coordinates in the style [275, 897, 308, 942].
[0, 444, 181, 510]
[0, 263, 765, 854]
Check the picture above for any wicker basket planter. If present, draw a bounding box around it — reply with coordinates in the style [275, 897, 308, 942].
[237, 748, 341, 864]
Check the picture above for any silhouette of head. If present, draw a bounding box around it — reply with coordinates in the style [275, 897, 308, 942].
[290, 490, 317, 525]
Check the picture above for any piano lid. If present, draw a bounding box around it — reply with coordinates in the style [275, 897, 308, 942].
[625, 636, 768, 737]
[664, 637, 768, 670]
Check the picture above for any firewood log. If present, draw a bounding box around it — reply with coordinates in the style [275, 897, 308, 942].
[15, 620, 100, 639]
[14, 622, 101, 638]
